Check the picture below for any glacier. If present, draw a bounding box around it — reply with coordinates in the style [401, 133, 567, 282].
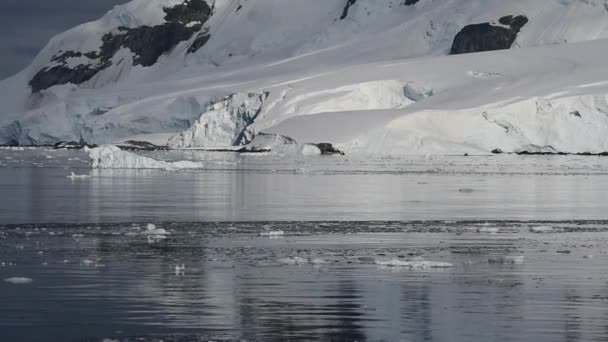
[1, 0, 608, 155]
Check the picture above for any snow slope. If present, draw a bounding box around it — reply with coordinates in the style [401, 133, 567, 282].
[1, 0, 608, 154]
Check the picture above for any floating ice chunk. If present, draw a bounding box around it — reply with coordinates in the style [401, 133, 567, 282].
[583, 255, 594, 259]
[144, 224, 169, 243]
[376, 257, 454, 269]
[311, 258, 327, 264]
[531, 226, 553, 233]
[67, 172, 91, 180]
[175, 264, 186, 275]
[278, 257, 308, 265]
[488, 255, 525, 264]
[4, 277, 33, 284]
[88, 145, 204, 170]
[144, 223, 168, 235]
[259, 230, 284, 237]
[458, 188, 475, 193]
[478, 227, 500, 234]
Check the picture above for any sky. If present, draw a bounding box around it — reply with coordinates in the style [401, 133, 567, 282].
[0, 0, 129, 80]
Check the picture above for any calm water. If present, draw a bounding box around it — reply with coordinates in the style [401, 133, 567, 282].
[1, 148, 608, 223]
[2, 148, 608, 342]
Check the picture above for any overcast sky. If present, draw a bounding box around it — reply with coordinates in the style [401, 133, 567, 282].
[0, 0, 129, 80]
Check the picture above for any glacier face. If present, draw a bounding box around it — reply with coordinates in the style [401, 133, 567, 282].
[1, 0, 608, 154]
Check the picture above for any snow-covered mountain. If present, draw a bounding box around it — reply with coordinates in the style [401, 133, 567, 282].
[1, 0, 608, 154]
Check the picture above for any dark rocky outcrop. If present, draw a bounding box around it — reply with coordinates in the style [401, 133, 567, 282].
[117, 140, 168, 151]
[29, 0, 213, 93]
[188, 31, 211, 54]
[340, 0, 357, 20]
[53, 141, 98, 150]
[163, 0, 212, 24]
[450, 15, 528, 55]
[313, 143, 345, 155]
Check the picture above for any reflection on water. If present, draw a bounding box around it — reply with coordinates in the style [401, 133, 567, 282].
[1, 149, 608, 223]
[2, 222, 608, 341]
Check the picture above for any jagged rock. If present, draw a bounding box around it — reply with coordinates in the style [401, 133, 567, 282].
[188, 31, 211, 54]
[163, 0, 212, 24]
[491, 148, 503, 154]
[117, 140, 168, 151]
[450, 15, 528, 55]
[29, 0, 213, 93]
[53, 141, 98, 150]
[340, 0, 357, 20]
[312, 143, 345, 155]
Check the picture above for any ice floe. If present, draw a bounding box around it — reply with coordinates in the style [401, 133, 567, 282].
[4, 277, 33, 284]
[88, 145, 204, 170]
[375, 257, 454, 269]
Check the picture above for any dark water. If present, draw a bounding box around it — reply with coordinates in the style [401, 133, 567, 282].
[2, 222, 608, 342]
[3, 149, 608, 341]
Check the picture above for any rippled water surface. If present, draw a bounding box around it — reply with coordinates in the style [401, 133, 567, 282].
[2, 148, 608, 341]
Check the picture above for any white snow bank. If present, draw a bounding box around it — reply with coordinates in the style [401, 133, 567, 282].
[88, 146, 204, 169]
[4, 277, 33, 284]
[375, 257, 454, 269]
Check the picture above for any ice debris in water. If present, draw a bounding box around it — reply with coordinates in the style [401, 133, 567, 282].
[175, 264, 186, 275]
[67, 172, 91, 180]
[4, 277, 33, 284]
[478, 227, 500, 234]
[458, 188, 475, 193]
[531, 226, 554, 233]
[88, 145, 204, 170]
[260, 229, 285, 237]
[488, 255, 525, 264]
[145, 223, 169, 243]
[375, 257, 454, 269]
[279, 257, 308, 265]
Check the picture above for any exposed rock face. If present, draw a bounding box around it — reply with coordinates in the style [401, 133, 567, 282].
[313, 143, 345, 155]
[163, 0, 212, 23]
[29, 0, 213, 93]
[340, 0, 357, 20]
[188, 31, 211, 54]
[450, 15, 528, 55]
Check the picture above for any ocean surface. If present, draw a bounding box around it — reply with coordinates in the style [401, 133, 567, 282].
[1, 148, 608, 341]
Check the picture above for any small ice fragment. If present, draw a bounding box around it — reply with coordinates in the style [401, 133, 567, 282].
[458, 188, 474, 193]
[376, 257, 453, 269]
[488, 255, 525, 264]
[311, 258, 327, 264]
[531, 226, 553, 233]
[278, 257, 308, 265]
[583, 255, 594, 259]
[4, 277, 33, 284]
[175, 264, 186, 275]
[259, 230, 284, 237]
[67, 172, 90, 180]
[478, 227, 500, 234]
[82, 259, 95, 266]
